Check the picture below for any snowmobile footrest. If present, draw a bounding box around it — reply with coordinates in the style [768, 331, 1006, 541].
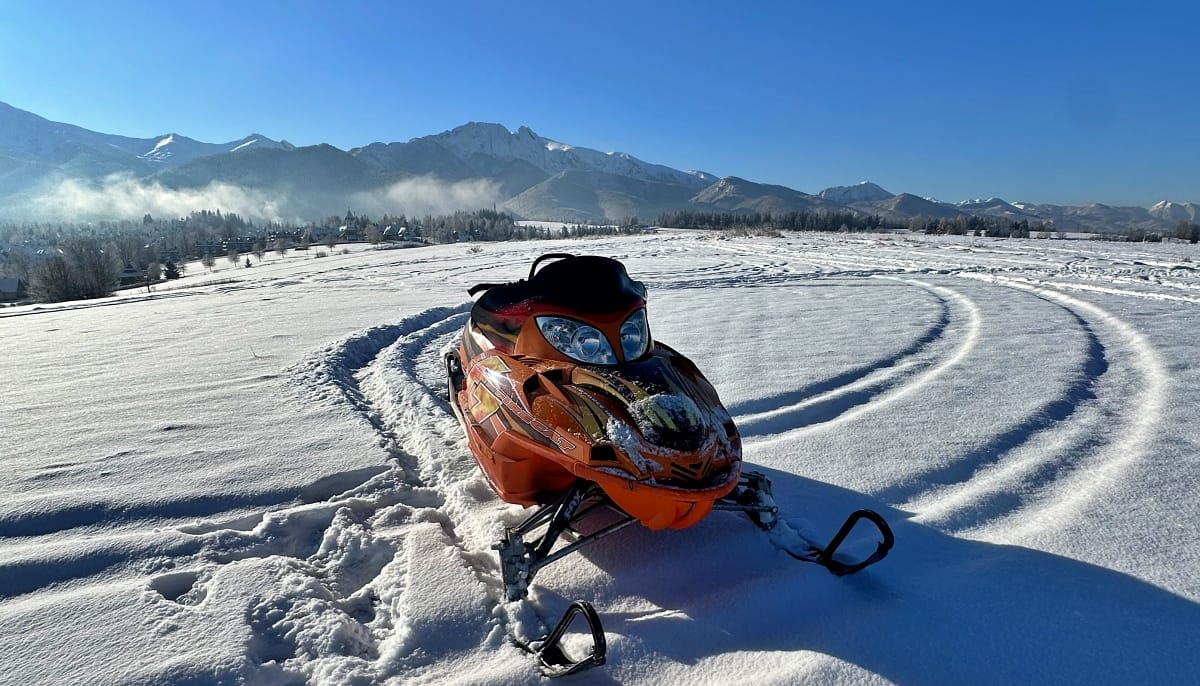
[525, 600, 607, 678]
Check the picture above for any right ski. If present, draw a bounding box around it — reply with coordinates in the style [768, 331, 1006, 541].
[715, 471, 895, 575]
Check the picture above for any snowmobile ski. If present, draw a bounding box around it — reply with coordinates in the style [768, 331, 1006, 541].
[512, 600, 607, 678]
[716, 471, 895, 576]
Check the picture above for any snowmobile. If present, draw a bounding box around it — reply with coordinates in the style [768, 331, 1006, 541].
[445, 253, 893, 677]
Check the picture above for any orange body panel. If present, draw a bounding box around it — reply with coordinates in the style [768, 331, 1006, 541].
[451, 339, 742, 530]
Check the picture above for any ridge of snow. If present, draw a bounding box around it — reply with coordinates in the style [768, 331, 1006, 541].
[147, 134, 175, 154]
[230, 138, 258, 153]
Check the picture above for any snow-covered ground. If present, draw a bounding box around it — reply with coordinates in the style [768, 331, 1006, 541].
[2, 232, 1199, 685]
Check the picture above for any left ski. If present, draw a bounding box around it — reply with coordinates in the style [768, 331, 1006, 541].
[511, 600, 607, 678]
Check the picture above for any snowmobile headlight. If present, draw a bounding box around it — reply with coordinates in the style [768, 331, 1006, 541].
[536, 316, 617, 365]
[619, 309, 649, 360]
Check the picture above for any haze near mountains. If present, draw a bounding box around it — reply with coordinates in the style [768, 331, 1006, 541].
[0, 100, 1194, 232]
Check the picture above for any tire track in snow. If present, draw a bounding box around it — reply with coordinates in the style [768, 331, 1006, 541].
[287, 303, 472, 483]
[133, 304, 514, 683]
[743, 277, 984, 443]
[345, 305, 593, 679]
[733, 283, 953, 437]
[703, 239, 1169, 544]
[166, 302, 569, 682]
[888, 287, 1114, 530]
[630, 242, 987, 442]
[940, 273, 1168, 541]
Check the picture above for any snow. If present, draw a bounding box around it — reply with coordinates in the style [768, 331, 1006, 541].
[147, 134, 175, 155]
[3, 233, 1200, 684]
[230, 138, 259, 153]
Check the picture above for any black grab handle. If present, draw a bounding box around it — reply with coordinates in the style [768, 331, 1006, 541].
[815, 509, 895, 576]
[529, 253, 576, 280]
[467, 254, 577, 296]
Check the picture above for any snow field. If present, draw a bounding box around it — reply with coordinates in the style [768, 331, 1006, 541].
[2, 232, 1199, 684]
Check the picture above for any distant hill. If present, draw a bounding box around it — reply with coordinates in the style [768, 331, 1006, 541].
[691, 177, 843, 215]
[0, 100, 1194, 233]
[819, 181, 894, 204]
[855, 193, 963, 221]
[502, 169, 702, 223]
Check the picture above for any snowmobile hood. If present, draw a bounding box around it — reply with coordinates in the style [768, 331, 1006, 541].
[463, 341, 741, 490]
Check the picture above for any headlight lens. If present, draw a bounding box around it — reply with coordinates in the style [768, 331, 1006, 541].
[536, 316, 617, 364]
[619, 309, 649, 360]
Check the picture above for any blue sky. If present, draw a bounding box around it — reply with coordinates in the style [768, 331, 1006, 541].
[1, 0, 1196, 206]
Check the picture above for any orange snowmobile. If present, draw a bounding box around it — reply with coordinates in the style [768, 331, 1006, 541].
[445, 253, 893, 676]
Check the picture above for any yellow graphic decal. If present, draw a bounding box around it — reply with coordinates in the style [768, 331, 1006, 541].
[479, 356, 512, 373]
[468, 384, 501, 423]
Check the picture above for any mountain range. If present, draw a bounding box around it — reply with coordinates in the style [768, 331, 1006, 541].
[1, 100, 1195, 232]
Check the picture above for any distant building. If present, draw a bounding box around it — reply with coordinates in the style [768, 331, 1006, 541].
[117, 265, 144, 287]
[382, 224, 411, 241]
[0, 277, 26, 302]
[305, 226, 340, 242]
[338, 224, 365, 240]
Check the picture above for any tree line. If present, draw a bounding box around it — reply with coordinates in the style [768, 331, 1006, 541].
[658, 209, 894, 233]
[1, 209, 633, 303]
[659, 209, 1200, 243]
[657, 208, 1062, 238]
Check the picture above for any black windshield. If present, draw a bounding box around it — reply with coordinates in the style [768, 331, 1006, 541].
[475, 255, 646, 315]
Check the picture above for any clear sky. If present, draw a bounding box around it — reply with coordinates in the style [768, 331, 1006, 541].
[1, 0, 1197, 206]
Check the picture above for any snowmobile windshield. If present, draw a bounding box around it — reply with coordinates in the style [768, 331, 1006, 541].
[474, 255, 647, 316]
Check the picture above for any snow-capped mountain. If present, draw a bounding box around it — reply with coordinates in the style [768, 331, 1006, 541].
[0, 99, 1195, 232]
[1150, 200, 1200, 223]
[138, 132, 287, 165]
[0, 101, 284, 170]
[955, 197, 1043, 221]
[856, 193, 963, 221]
[501, 169, 702, 224]
[353, 122, 717, 191]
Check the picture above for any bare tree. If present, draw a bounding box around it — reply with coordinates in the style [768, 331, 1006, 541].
[201, 254, 216, 272]
[28, 256, 74, 302]
[274, 238, 288, 258]
[28, 239, 117, 303]
[226, 248, 240, 269]
[3, 250, 32, 283]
